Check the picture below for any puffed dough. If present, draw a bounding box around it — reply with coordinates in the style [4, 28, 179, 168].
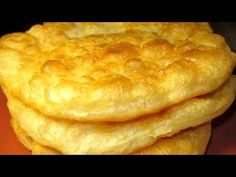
[5, 76, 236, 154]
[0, 23, 235, 121]
[11, 117, 211, 155]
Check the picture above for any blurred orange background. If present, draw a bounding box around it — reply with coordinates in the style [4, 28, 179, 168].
[0, 89, 31, 154]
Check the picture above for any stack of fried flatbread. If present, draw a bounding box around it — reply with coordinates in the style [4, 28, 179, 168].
[0, 22, 235, 154]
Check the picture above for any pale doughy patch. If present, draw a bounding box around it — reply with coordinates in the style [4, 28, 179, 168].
[135, 122, 211, 155]
[11, 118, 60, 155]
[11, 117, 211, 155]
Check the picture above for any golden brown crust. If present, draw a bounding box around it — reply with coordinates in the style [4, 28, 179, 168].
[11, 117, 211, 155]
[5, 76, 236, 154]
[0, 23, 235, 122]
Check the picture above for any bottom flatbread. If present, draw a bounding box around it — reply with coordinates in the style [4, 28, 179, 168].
[11, 118, 211, 155]
[5, 76, 236, 154]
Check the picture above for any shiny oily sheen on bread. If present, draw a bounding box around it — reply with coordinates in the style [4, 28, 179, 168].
[0, 23, 235, 121]
[0, 23, 235, 122]
[6, 76, 236, 154]
[11, 117, 211, 155]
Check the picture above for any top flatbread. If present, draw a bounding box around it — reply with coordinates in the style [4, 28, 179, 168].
[0, 23, 235, 121]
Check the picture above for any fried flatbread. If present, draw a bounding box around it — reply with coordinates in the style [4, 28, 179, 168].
[135, 122, 211, 155]
[11, 118, 211, 155]
[0, 23, 235, 122]
[5, 76, 236, 154]
[11, 118, 60, 155]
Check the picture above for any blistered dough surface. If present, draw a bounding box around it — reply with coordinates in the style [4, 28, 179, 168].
[0, 23, 235, 121]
